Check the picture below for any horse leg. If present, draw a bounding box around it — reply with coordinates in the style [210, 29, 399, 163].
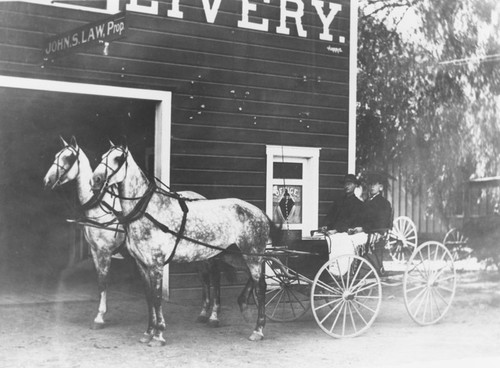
[207, 260, 221, 328]
[89, 248, 111, 330]
[196, 262, 211, 323]
[134, 261, 156, 344]
[237, 278, 254, 323]
[249, 270, 266, 341]
[148, 266, 167, 347]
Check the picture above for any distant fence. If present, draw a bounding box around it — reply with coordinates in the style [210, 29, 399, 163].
[387, 169, 448, 241]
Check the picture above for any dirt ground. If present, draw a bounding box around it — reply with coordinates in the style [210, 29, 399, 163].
[0, 260, 499, 368]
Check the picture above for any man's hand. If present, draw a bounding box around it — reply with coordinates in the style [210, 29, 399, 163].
[348, 227, 363, 235]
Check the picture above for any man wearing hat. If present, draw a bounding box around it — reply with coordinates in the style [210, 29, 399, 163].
[321, 174, 365, 269]
[322, 173, 364, 234]
[324, 172, 392, 275]
[346, 172, 393, 274]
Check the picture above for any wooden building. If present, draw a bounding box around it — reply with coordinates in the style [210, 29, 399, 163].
[0, 0, 357, 297]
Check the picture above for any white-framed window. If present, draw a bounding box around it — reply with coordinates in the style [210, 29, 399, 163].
[266, 145, 320, 238]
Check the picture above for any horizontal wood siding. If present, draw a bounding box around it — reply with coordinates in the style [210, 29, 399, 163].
[0, 1, 351, 211]
[0, 1, 352, 296]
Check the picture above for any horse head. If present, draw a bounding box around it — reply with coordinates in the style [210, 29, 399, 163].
[91, 142, 129, 193]
[43, 136, 81, 189]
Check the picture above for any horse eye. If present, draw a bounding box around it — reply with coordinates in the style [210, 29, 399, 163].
[115, 155, 125, 165]
[64, 154, 77, 166]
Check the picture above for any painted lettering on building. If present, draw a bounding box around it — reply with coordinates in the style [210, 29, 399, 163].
[43, 12, 127, 60]
[53, 0, 345, 43]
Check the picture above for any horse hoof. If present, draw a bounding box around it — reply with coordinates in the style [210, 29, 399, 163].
[196, 315, 209, 323]
[148, 337, 167, 347]
[139, 333, 153, 344]
[207, 319, 220, 328]
[248, 331, 264, 341]
[90, 322, 105, 330]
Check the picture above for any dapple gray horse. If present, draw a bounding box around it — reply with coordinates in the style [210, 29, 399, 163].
[91, 143, 279, 346]
[44, 137, 226, 329]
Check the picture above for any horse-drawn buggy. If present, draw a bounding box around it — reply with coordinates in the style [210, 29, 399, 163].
[44, 138, 457, 344]
[260, 215, 457, 338]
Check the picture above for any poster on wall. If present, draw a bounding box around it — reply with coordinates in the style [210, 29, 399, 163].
[273, 184, 302, 224]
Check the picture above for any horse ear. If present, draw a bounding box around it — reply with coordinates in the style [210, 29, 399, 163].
[109, 139, 115, 147]
[59, 135, 68, 147]
[70, 136, 78, 149]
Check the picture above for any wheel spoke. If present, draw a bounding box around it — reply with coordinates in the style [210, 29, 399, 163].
[349, 299, 370, 327]
[312, 254, 382, 338]
[406, 283, 426, 293]
[404, 241, 456, 326]
[351, 281, 378, 295]
[321, 298, 344, 326]
[352, 297, 378, 314]
[262, 259, 311, 322]
[408, 284, 428, 308]
[429, 288, 442, 320]
[407, 261, 427, 280]
[413, 287, 430, 320]
[265, 287, 284, 306]
[433, 285, 452, 305]
[315, 276, 343, 295]
[268, 288, 286, 317]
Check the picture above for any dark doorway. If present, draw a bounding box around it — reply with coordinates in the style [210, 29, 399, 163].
[0, 87, 155, 280]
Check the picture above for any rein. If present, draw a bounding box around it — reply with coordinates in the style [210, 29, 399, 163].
[102, 180, 190, 264]
[88, 146, 270, 262]
[143, 213, 270, 258]
[95, 178, 271, 260]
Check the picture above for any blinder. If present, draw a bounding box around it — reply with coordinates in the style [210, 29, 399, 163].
[98, 146, 129, 190]
[52, 145, 79, 188]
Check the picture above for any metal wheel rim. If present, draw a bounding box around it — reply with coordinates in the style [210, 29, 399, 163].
[311, 255, 382, 338]
[262, 259, 311, 322]
[388, 216, 418, 262]
[403, 241, 456, 325]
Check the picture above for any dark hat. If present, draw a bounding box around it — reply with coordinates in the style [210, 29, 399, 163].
[344, 174, 359, 185]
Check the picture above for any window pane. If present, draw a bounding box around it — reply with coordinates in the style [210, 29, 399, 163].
[273, 162, 302, 179]
[272, 185, 302, 224]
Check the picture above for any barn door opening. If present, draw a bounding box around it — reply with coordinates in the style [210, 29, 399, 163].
[0, 76, 171, 290]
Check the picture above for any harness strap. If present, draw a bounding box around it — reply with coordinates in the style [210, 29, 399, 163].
[67, 217, 125, 233]
[80, 189, 107, 211]
[101, 181, 157, 225]
[143, 210, 272, 259]
[144, 212, 231, 256]
[144, 196, 189, 265]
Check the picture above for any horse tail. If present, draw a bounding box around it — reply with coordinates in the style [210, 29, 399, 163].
[268, 216, 283, 248]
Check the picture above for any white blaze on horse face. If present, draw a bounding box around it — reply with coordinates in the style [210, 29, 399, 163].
[43, 148, 79, 189]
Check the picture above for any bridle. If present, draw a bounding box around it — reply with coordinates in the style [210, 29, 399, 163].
[50, 145, 80, 189]
[94, 145, 128, 194]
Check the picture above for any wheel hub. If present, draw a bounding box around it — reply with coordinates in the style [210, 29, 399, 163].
[342, 291, 354, 301]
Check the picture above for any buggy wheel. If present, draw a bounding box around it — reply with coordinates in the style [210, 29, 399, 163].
[388, 216, 418, 262]
[311, 255, 382, 338]
[443, 228, 469, 261]
[404, 241, 456, 325]
[259, 258, 311, 322]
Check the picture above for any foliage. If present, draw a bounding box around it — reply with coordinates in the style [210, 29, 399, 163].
[357, 0, 500, 223]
